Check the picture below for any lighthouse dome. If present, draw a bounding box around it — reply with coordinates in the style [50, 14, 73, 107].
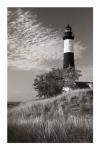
[65, 24, 72, 32]
[63, 24, 74, 40]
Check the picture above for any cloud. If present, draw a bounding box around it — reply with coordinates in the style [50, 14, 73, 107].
[8, 8, 87, 71]
[75, 65, 93, 82]
[74, 41, 87, 59]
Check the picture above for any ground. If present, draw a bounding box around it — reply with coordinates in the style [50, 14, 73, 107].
[8, 89, 93, 143]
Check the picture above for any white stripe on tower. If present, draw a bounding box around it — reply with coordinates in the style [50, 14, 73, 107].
[64, 39, 74, 53]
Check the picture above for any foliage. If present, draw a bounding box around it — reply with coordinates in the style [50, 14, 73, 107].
[33, 67, 81, 98]
[63, 67, 82, 89]
[33, 68, 64, 98]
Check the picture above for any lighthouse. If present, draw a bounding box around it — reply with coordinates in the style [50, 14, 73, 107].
[63, 25, 75, 68]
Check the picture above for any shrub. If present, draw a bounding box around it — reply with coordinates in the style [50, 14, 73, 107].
[33, 67, 81, 98]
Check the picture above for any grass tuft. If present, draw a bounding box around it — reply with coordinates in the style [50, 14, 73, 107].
[8, 89, 93, 143]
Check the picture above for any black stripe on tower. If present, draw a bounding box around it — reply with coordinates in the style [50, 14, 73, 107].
[63, 52, 74, 68]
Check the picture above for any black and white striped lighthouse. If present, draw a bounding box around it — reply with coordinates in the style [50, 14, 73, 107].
[63, 25, 75, 68]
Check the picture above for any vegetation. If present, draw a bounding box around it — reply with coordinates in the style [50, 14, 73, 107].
[33, 67, 81, 98]
[8, 89, 93, 143]
[33, 68, 64, 98]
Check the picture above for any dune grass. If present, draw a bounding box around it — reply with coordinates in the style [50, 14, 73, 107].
[8, 89, 93, 143]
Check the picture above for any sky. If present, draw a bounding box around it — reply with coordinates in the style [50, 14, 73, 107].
[8, 8, 93, 101]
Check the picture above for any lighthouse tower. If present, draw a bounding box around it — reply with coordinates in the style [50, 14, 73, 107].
[63, 25, 75, 68]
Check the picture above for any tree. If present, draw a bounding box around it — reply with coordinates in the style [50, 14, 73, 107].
[33, 67, 81, 98]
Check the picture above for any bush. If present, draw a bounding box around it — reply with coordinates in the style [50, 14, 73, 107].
[33, 68, 64, 98]
[33, 67, 81, 98]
